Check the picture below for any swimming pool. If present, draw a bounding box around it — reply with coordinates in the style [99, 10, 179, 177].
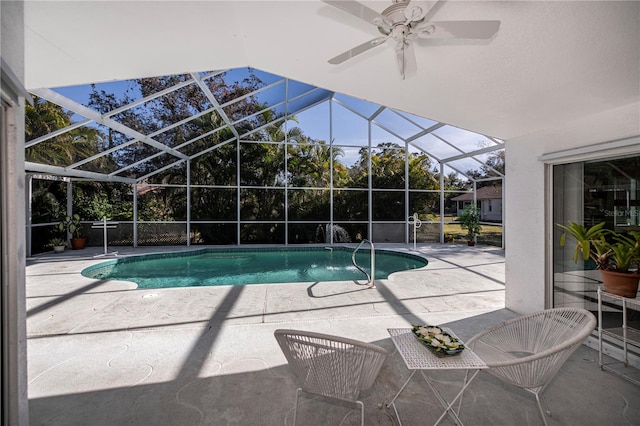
[82, 247, 428, 288]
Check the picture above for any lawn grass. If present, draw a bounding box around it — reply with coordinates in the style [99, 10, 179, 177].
[413, 221, 503, 247]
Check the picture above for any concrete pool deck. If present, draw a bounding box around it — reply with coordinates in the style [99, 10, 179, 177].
[26, 244, 640, 425]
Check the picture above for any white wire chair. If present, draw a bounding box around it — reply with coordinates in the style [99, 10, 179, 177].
[465, 307, 596, 426]
[274, 329, 389, 426]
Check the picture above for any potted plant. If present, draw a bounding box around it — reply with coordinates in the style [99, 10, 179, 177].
[47, 237, 67, 253]
[458, 205, 482, 246]
[558, 221, 640, 298]
[58, 214, 87, 250]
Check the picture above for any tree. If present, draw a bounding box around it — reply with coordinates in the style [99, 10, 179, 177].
[332, 143, 440, 222]
[287, 136, 335, 188]
[26, 95, 120, 252]
[88, 84, 141, 164]
[27, 69, 466, 247]
[465, 149, 505, 188]
[482, 150, 505, 176]
[443, 172, 468, 191]
[25, 96, 104, 167]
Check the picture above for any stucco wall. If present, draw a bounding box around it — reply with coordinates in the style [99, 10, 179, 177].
[1, 1, 25, 78]
[505, 102, 640, 314]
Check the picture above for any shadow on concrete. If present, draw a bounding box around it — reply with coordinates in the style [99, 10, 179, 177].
[26, 279, 111, 317]
[28, 311, 640, 426]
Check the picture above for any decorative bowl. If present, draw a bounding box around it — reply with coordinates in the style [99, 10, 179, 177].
[411, 324, 465, 357]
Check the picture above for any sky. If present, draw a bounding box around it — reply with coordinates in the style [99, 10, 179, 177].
[50, 67, 502, 178]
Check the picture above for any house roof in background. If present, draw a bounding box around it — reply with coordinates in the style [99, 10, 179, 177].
[452, 185, 502, 201]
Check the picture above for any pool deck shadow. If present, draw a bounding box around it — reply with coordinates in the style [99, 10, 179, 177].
[26, 244, 640, 425]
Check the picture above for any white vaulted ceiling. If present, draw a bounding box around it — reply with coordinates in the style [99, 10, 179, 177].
[24, 0, 640, 140]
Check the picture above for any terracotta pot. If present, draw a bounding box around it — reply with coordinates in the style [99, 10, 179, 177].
[600, 269, 640, 298]
[70, 237, 87, 250]
[467, 240, 476, 247]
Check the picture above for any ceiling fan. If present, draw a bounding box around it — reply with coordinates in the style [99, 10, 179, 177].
[322, 0, 500, 79]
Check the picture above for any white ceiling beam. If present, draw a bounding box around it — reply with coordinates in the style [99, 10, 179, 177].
[475, 176, 503, 183]
[486, 136, 505, 145]
[441, 161, 472, 179]
[146, 106, 216, 138]
[434, 132, 504, 177]
[231, 101, 286, 128]
[30, 88, 189, 160]
[431, 132, 466, 157]
[67, 139, 139, 170]
[219, 79, 285, 109]
[389, 109, 428, 132]
[25, 161, 135, 183]
[369, 106, 386, 121]
[27, 67, 506, 185]
[102, 78, 196, 118]
[136, 159, 187, 182]
[199, 69, 229, 82]
[25, 118, 93, 147]
[175, 126, 231, 153]
[227, 85, 327, 130]
[370, 117, 407, 142]
[442, 143, 505, 163]
[332, 98, 377, 122]
[109, 151, 167, 177]
[408, 143, 475, 178]
[279, 97, 332, 124]
[190, 72, 240, 139]
[189, 139, 236, 160]
[450, 145, 504, 177]
[405, 122, 446, 143]
[288, 86, 325, 103]
[238, 117, 286, 140]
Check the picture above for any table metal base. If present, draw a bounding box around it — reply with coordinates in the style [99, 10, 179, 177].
[386, 368, 481, 426]
[385, 328, 487, 426]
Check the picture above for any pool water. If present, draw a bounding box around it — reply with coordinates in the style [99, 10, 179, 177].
[82, 247, 428, 288]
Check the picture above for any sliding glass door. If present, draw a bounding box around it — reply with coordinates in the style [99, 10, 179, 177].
[552, 155, 640, 312]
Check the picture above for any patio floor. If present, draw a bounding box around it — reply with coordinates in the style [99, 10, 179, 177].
[26, 244, 640, 425]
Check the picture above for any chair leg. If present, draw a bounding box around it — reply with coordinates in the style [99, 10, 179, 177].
[534, 392, 550, 426]
[357, 400, 364, 426]
[293, 388, 302, 426]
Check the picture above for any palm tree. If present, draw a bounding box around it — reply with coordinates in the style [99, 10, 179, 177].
[25, 96, 105, 167]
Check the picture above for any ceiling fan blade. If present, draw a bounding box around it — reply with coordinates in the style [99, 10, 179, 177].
[417, 20, 501, 39]
[322, 0, 391, 27]
[328, 36, 388, 65]
[395, 41, 417, 80]
[404, 0, 437, 23]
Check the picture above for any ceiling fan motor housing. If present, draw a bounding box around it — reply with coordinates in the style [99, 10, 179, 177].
[377, 1, 418, 36]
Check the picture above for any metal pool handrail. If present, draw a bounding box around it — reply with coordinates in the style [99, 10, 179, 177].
[352, 239, 375, 288]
